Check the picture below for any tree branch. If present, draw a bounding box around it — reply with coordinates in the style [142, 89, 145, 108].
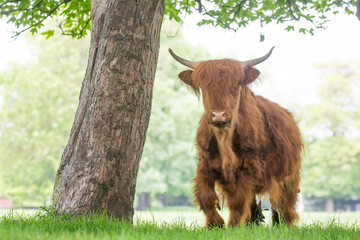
[78, 18, 91, 36]
[286, 0, 300, 21]
[195, 0, 202, 13]
[11, 0, 71, 39]
[0, 0, 46, 14]
[0, 0, 20, 8]
[1, 8, 29, 14]
[201, 4, 238, 31]
[285, 0, 325, 30]
[58, 17, 91, 38]
[356, 0, 360, 21]
[231, 0, 246, 22]
[33, 0, 45, 9]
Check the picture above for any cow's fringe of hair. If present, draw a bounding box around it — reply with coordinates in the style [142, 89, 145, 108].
[193, 59, 244, 91]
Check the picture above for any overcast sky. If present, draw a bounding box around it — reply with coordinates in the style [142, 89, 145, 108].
[1, 13, 359, 109]
[179, 13, 360, 108]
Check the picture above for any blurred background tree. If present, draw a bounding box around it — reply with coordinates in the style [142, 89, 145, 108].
[300, 62, 360, 211]
[0, 34, 89, 205]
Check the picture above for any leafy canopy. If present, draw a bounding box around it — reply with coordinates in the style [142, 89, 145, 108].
[0, 0, 359, 39]
[0, 34, 89, 205]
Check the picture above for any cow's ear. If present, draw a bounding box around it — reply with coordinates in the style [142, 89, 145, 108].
[243, 67, 260, 85]
[178, 70, 194, 86]
[179, 70, 200, 95]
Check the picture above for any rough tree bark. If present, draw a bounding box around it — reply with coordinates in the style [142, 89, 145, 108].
[53, 0, 164, 220]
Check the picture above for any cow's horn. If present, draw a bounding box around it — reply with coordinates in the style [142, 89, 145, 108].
[240, 47, 275, 69]
[169, 49, 199, 69]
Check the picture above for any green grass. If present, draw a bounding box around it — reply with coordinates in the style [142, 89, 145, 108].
[134, 207, 360, 226]
[0, 208, 359, 240]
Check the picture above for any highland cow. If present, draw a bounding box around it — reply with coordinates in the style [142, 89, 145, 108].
[169, 47, 303, 227]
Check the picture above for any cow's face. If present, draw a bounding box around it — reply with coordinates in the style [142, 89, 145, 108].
[178, 60, 260, 129]
[169, 48, 273, 130]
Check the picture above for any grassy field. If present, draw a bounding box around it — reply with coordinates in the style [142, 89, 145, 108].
[0, 208, 359, 240]
[134, 206, 360, 226]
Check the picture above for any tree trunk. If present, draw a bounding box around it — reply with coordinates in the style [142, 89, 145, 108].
[325, 198, 335, 212]
[53, 0, 164, 221]
[136, 192, 151, 211]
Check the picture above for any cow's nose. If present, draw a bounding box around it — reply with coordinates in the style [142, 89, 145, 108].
[211, 111, 226, 122]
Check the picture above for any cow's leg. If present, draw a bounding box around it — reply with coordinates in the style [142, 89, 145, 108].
[193, 161, 224, 228]
[270, 196, 298, 226]
[225, 155, 264, 227]
[269, 175, 300, 226]
[225, 174, 255, 227]
[248, 197, 265, 225]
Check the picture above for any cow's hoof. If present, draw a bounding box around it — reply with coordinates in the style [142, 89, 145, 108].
[206, 215, 225, 229]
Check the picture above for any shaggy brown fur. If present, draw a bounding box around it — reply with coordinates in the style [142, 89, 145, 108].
[177, 59, 303, 227]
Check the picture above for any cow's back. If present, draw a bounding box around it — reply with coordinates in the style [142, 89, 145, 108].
[255, 95, 303, 181]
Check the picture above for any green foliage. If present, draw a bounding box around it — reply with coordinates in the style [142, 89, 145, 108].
[136, 20, 209, 200]
[0, 210, 359, 240]
[41, 30, 55, 39]
[1, 0, 359, 38]
[0, 34, 89, 205]
[0, 0, 91, 39]
[300, 62, 360, 198]
[167, 0, 358, 35]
